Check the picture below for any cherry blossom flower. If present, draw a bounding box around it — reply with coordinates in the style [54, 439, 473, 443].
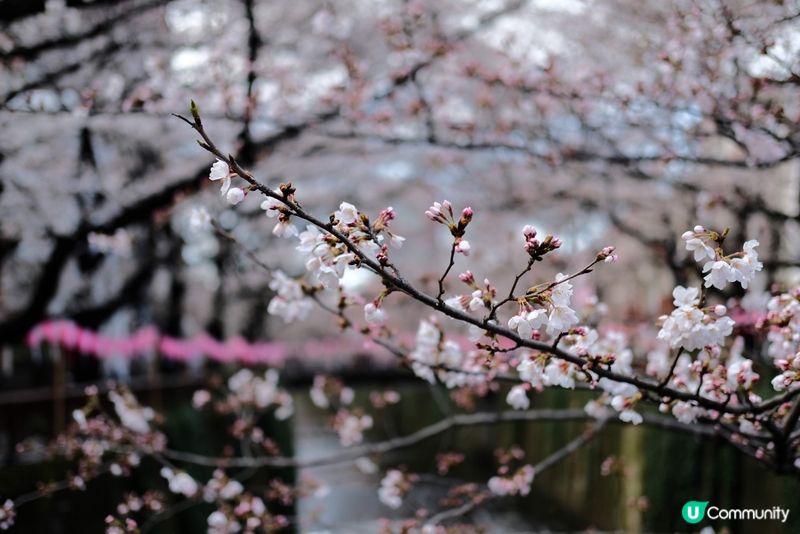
[260, 197, 282, 216]
[0, 500, 15, 531]
[335, 411, 373, 446]
[516, 356, 546, 391]
[378, 470, 408, 509]
[672, 286, 700, 308]
[209, 159, 231, 195]
[454, 238, 471, 256]
[364, 302, 387, 325]
[261, 197, 297, 237]
[208, 159, 231, 195]
[356, 457, 378, 474]
[508, 309, 548, 339]
[729, 240, 763, 289]
[189, 207, 212, 231]
[108, 390, 154, 434]
[192, 389, 211, 409]
[267, 270, 312, 322]
[203, 469, 244, 503]
[488, 465, 534, 496]
[545, 273, 579, 336]
[506, 384, 530, 410]
[160, 467, 198, 497]
[619, 409, 643, 425]
[272, 219, 298, 238]
[585, 399, 612, 419]
[543, 359, 576, 389]
[335, 202, 359, 225]
[207, 511, 239, 534]
[225, 187, 245, 205]
[727, 359, 759, 391]
[72, 409, 88, 430]
[771, 354, 800, 392]
[225, 368, 294, 419]
[702, 260, 735, 290]
[682, 229, 716, 262]
[547, 305, 579, 336]
[672, 401, 705, 424]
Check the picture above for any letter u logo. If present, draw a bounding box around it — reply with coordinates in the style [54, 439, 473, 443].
[682, 501, 709, 524]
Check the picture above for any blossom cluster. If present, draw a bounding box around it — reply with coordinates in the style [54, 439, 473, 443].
[507, 272, 579, 339]
[378, 470, 415, 509]
[0, 500, 14, 531]
[487, 464, 535, 497]
[309, 375, 355, 409]
[191, 136, 800, 521]
[426, 200, 472, 255]
[408, 319, 486, 388]
[267, 270, 313, 323]
[656, 286, 734, 351]
[445, 273, 494, 313]
[224, 369, 294, 420]
[762, 289, 800, 391]
[681, 226, 763, 290]
[108, 389, 156, 434]
[160, 467, 199, 497]
[332, 410, 374, 446]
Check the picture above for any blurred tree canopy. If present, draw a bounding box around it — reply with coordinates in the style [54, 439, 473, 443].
[1, 0, 799, 344]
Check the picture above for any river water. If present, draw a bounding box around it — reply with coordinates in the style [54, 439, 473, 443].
[292, 380, 800, 533]
[2, 377, 798, 533]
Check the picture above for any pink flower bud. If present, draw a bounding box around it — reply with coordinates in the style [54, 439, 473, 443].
[458, 271, 475, 284]
[681, 230, 694, 240]
[379, 206, 396, 223]
[693, 225, 705, 233]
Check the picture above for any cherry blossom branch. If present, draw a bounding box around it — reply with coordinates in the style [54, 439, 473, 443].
[424, 418, 608, 526]
[782, 398, 800, 437]
[436, 243, 457, 302]
[155, 408, 742, 471]
[175, 110, 800, 420]
[489, 258, 535, 320]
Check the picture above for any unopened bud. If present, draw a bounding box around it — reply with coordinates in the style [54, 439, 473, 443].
[226, 187, 245, 205]
[523, 225, 537, 239]
[458, 271, 475, 285]
[460, 206, 473, 225]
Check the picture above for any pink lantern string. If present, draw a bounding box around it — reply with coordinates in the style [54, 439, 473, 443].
[25, 311, 765, 367]
[26, 319, 393, 367]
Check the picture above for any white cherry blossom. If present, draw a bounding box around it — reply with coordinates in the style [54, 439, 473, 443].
[702, 260, 735, 290]
[364, 302, 386, 325]
[506, 384, 530, 410]
[225, 187, 244, 205]
[209, 159, 231, 194]
[335, 202, 359, 225]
